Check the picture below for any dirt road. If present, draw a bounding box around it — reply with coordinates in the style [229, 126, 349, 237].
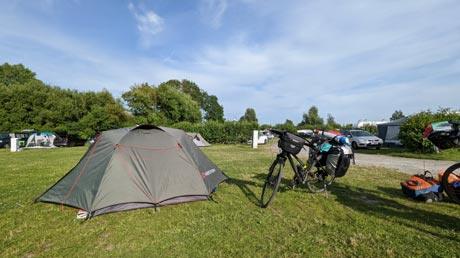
[353, 153, 457, 176]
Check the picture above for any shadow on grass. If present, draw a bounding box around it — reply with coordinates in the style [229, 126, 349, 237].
[226, 172, 304, 207]
[225, 176, 263, 207]
[332, 183, 460, 241]
[234, 173, 313, 207]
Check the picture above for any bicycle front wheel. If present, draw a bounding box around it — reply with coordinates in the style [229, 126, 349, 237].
[441, 162, 460, 204]
[305, 168, 334, 193]
[260, 158, 284, 208]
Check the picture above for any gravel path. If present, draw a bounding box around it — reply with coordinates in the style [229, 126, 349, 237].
[353, 153, 457, 176]
[282, 146, 456, 176]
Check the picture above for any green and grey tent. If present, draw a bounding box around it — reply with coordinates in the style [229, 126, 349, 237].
[35, 125, 227, 219]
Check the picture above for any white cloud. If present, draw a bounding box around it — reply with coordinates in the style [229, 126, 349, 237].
[1, 1, 459, 125]
[186, 1, 460, 124]
[128, 2, 164, 47]
[200, 0, 228, 29]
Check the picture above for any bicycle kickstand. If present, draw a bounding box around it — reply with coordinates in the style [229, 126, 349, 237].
[323, 183, 329, 198]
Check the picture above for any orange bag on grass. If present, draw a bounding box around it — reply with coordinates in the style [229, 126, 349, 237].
[438, 170, 460, 184]
[401, 171, 443, 202]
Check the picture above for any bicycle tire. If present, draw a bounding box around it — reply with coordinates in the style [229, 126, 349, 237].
[441, 162, 460, 204]
[305, 168, 334, 193]
[260, 158, 284, 208]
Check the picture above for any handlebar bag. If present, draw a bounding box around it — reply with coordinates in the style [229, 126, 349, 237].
[279, 132, 305, 155]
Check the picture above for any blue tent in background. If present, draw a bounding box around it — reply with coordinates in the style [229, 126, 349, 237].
[25, 132, 56, 148]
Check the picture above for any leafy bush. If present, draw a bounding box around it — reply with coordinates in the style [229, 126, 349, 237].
[361, 124, 378, 135]
[399, 109, 460, 152]
[173, 121, 259, 144]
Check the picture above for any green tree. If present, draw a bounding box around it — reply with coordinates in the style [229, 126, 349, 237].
[325, 113, 340, 130]
[179, 79, 204, 104]
[0, 63, 37, 86]
[390, 110, 405, 121]
[122, 83, 158, 124]
[202, 94, 224, 122]
[362, 124, 378, 135]
[0, 63, 129, 136]
[239, 108, 258, 123]
[298, 105, 324, 129]
[158, 79, 224, 122]
[79, 97, 129, 137]
[274, 119, 296, 133]
[157, 83, 202, 124]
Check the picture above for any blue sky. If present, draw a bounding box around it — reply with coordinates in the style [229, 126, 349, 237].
[1, 0, 459, 126]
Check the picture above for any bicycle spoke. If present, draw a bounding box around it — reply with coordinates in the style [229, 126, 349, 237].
[305, 169, 334, 193]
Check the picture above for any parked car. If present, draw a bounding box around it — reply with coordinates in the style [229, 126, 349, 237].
[247, 131, 270, 145]
[258, 132, 269, 144]
[0, 133, 11, 148]
[341, 129, 383, 149]
[54, 133, 87, 147]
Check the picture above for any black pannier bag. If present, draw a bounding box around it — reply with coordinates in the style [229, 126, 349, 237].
[321, 145, 352, 178]
[424, 121, 460, 150]
[278, 132, 305, 155]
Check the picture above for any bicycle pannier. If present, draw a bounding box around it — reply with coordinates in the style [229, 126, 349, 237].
[278, 132, 305, 155]
[325, 146, 351, 177]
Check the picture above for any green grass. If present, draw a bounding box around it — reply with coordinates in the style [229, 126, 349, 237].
[355, 147, 460, 161]
[1, 145, 460, 257]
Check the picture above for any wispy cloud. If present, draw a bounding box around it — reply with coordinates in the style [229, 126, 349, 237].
[200, 0, 228, 29]
[128, 2, 164, 47]
[0, 1, 459, 125]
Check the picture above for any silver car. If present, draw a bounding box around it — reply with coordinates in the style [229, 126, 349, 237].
[341, 130, 383, 149]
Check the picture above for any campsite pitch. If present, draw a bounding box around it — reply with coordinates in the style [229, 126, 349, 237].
[1, 144, 460, 257]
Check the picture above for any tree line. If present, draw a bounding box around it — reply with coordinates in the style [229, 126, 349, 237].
[0, 63, 358, 139]
[1, 63, 334, 142]
[0, 63, 224, 138]
[2, 62, 457, 149]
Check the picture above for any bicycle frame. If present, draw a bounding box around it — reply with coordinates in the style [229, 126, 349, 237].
[274, 138, 321, 184]
[260, 129, 340, 205]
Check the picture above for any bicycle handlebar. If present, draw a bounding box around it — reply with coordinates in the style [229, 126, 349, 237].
[269, 128, 315, 148]
[268, 128, 286, 136]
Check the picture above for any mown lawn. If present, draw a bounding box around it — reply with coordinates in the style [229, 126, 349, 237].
[1, 144, 459, 257]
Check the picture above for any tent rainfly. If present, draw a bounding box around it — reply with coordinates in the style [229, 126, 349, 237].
[35, 125, 227, 219]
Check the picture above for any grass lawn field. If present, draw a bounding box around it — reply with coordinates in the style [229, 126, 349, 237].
[1, 144, 459, 257]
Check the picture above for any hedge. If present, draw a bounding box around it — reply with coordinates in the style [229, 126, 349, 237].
[172, 121, 259, 144]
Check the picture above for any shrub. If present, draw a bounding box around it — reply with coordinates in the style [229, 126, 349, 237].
[172, 121, 259, 144]
[399, 109, 460, 152]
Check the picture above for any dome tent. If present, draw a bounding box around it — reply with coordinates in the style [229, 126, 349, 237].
[187, 132, 211, 147]
[25, 132, 56, 148]
[35, 125, 227, 219]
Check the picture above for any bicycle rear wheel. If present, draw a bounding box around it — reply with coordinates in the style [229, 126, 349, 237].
[441, 163, 460, 204]
[305, 168, 334, 193]
[261, 158, 284, 208]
